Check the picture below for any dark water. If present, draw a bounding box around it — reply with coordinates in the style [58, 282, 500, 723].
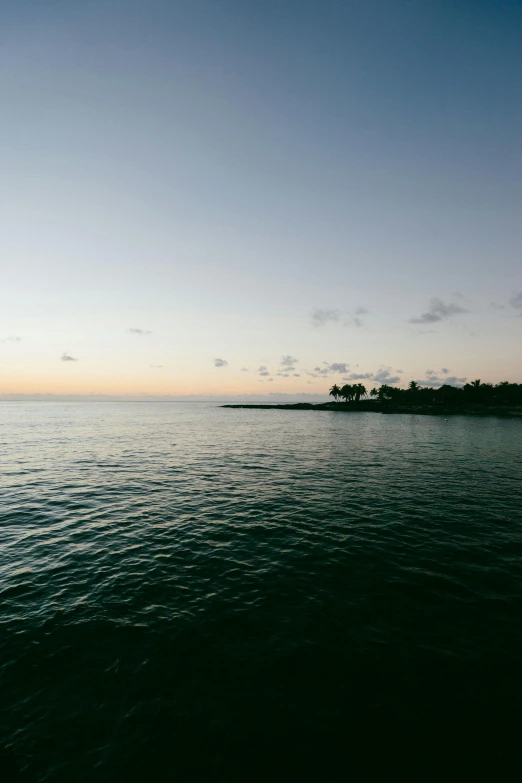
[1, 403, 522, 781]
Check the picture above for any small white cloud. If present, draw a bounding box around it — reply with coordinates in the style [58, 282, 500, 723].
[61, 352, 77, 362]
[280, 355, 299, 370]
[509, 292, 522, 312]
[311, 308, 340, 327]
[128, 327, 152, 335]
[410, 298, 468, 324]
[214, 358, 228, 367]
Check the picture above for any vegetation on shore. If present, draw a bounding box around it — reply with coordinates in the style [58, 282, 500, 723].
[328, 379, 522, 407]
[222, 380, 522, 416]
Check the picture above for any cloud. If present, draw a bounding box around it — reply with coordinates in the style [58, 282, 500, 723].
[330, 362, 350, 374]
[280, 355, 299, 371]
[410, 298, 468, 324]
[311, 308, 340, 327]
[61, 352, 77, 362]
[490, 302, 505, 310]
[346, 307, 369, 328]
[293, 374, 301, 377]
[414, 374, 467, 387]
[149, 364, 163, 368]
[312, 361, 350, 377]
[509, 292, 522, 312]
[372, 368, 400, 384]
[258, 366, 270, 376]
[312, 307, 368, 328]
[445, 376, 467, 386]
[413, 368, 466, 386]
[315, 363, 401, 385]
[1, 335, 21, 343]
[214, 358, 228, 367]
[128, 327, 152, 335]
[240, 367, 249, 372]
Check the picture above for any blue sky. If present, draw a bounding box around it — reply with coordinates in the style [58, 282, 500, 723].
[1, 0, 521, 399]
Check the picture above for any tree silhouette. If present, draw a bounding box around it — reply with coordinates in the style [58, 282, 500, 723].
[353, 383, 367, 402]
[340, 384, 353, 403]
[329, 384, 341, 403]
[326, 378, 522, 410]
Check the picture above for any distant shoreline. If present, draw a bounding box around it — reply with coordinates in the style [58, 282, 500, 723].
[222, 401, 522, 417]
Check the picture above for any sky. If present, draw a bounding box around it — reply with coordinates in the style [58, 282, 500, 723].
[1, 0, 521, 400]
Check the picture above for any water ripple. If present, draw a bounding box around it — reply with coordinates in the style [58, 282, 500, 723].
[1, 403, 522, 780]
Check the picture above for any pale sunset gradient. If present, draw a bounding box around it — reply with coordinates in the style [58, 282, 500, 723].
[1, 0, 521, 400]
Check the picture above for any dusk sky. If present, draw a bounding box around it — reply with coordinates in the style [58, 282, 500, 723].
[2, 0, 521, 399]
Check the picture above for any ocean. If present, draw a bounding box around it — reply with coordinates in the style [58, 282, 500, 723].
[1, 402, 522, 781]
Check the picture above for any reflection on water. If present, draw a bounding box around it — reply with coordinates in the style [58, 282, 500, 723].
[1, 403, 522, 780]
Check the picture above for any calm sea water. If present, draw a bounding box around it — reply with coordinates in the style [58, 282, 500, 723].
[1, 402, 522, 781]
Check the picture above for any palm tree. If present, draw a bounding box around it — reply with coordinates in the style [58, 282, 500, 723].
[370, 388, 378, 398]
[353, 383, 367, 402]
[329, 384, 341, 403]
[340, 384, 353, 403]
[408, 381, 420, 391]
[378, 384, 392, 401]
[471, 379, 481, 388]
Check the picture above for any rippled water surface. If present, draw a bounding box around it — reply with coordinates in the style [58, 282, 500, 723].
[1, 402, 522, 780]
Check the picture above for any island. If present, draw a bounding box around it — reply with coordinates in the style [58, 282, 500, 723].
[222, 380, 522, 416]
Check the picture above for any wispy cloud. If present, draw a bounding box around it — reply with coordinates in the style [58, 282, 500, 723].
[410, 298, 468, 324]
[1, 335, 22, 343]
[240, 367, 249, 372]
[312, 307, 368, 328]
[509, 292, 522, 312]
[214, 358, 228, 367]
[128, 328, 152, 335]
[61, 352, 77, 362]
[311, 308, 340, 327]
[344, 307, 369, 328]
[258, 366, 270, 376]
[490, 301, 505, 310]
[149, 364, 163, 368]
